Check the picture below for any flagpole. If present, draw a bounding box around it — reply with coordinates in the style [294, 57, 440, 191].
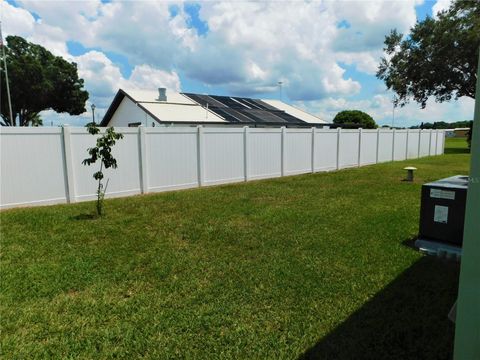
[0, 21, 14, 126]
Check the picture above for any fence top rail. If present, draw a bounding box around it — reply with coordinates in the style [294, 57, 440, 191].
[0, 127, 63, 135]
[0, 126, 447, 136]
[283, 128, 313, 134]
[203, 128, 246, 134]
[69, 127, 140, 135]
[144, 127, 198, 134]
[249, 128, 283, 133]
[340, 129, 362, 133]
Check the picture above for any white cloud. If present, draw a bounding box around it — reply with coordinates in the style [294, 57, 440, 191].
[432, 0, 452, 19]
[1, 0, 35, 38]
[299, 95, 475, 127]
[187, 1, 361, 100]
[75, 51, 180, 101]
[336, 51, 381, 75]
[5, 0, 416, 100]
[127, 64, 181, 92]
[330, 0, 419, 52]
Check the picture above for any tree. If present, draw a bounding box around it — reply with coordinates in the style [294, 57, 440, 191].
[377, 1, 479, 108]
[0, 36, 89, 126]
[333, 110, 377, 129]
[82, 123, 123, 216]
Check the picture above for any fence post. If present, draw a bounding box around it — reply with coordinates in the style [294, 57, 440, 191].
[417, 129, 422, 158]
[244, 126, 249, 181]
[405, 129, 410, 159]
[357, 128, 362, 167]
[375, 128, 380, 163]
[138, 125, 148, 193]
[435, 129, 439, 155]
[336, 127, 341, 170]
[311, 127, 315, 173]
[197, 125, 204, 186]
[281, 126, 286, 176]
[441, 130, 446, 154]
[428, 129, 433, 156]
[62, 125, 76, 203]
[391, 128, 396, 161]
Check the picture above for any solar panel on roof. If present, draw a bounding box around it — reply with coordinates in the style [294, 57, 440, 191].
[183, 93, 227, 108]
[231, 97, 261, 110]
[238, 98, 265, 110]
[250, 99, 279, 111]
[244, 109, 289, 123]
[209, 95, 248, 109]
[181, 92, 308, 125]
[215, 108, 255, 123]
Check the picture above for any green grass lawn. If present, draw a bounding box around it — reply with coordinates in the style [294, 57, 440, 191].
[1, 138, 470, 359]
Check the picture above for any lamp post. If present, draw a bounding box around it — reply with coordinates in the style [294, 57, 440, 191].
[91, 104, 96, 125]
[392, 95, 396, 128]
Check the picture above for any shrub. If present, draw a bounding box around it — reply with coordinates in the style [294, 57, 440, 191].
[333, 110, 377, 129]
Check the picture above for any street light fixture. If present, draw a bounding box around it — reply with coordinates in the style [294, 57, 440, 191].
[91, 104, 96, 125]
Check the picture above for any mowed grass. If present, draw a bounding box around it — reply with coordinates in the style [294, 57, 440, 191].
[0, 138, 470, 359]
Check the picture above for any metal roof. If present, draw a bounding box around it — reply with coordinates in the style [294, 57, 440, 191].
[101, 89, 326, 126]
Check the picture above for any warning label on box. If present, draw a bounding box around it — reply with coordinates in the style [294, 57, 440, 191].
[430, 189, 455, 200]
[434, 205, 449, 224]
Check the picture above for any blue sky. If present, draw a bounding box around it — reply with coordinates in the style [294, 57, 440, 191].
[2, 0, 475, 126]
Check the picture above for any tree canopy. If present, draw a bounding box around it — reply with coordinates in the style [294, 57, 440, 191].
[377, 1, 479, 108]
[410, 120, 473, 129]
[333, 110, 377, 129]
[1, 36, 89, 126]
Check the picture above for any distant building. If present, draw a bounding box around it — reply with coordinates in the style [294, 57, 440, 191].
[453, 128, 470, 138]
[444, 129, 455, 137]
[101, 88, 326, 127]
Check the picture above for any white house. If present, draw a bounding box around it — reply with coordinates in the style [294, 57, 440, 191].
[100, 88, 326, 127]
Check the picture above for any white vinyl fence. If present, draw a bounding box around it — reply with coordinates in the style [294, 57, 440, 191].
[0, 126, 445, 209]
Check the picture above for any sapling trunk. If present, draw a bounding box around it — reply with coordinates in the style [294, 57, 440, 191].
[96, 162, 104, 216]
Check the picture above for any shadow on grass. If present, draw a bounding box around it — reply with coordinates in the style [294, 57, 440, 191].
[402, 236, 418, 250]
[71, 213, 98, 221]
[444, 147, 470, 155]
[299, 256, 459, 360]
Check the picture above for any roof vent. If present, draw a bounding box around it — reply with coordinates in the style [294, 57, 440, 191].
[157, 87, 167, 101]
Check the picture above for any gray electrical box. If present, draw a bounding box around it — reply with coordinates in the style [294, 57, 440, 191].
[418, 175, 469, 246]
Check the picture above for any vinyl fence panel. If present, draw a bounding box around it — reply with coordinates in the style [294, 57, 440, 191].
[339, 130, 360, 168]
[0, 128, 67, 207]
[430, 130, 438, 155]
[146, 128, 199, 192]
[285, 128, 312, 175]
[393, 130, 408, 161]
[436, 131, 445, 155]
[419, 130, 431, 157]
[314, 129, 338, 171]
[378, 130, 394, 162]
[70, 128, 142, 201]
[360, 130, 378, 165]
[407, 130, 421, 159]
[248, 128, 282, 180]
[203, 128, 245, 185]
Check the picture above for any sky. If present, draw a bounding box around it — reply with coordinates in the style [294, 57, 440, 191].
[1, 0, 475, 127]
